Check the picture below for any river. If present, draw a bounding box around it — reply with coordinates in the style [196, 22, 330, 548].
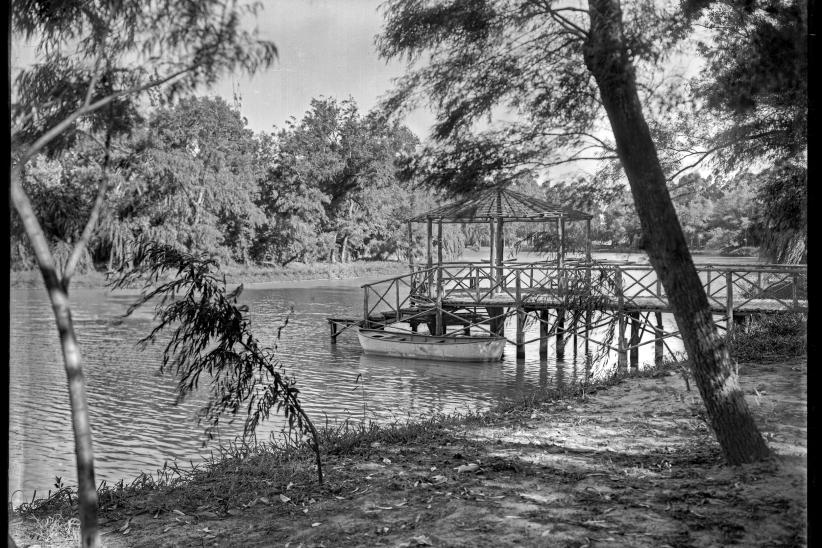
[7, 251, 759, 505]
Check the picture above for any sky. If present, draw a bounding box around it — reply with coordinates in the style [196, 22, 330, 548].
[9, 0, 435, 139]
[9, 0, 704, 179]
[205, 0, 435, 137]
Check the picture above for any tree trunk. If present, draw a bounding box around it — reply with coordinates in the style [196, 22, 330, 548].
[10, 166, 101, 546]
[341, 234, 350, 263]
[583, 0, 770, 464]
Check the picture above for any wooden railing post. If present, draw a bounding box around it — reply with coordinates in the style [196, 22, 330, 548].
[363, 288, 370, 329]
[616, 268, 627, 371]
[436, 264, 444, 335]
[726, 270, 734, 338]
[395, 281, 401, 323]
[654, 311, 664, 366]
[516, 269, 525, 359]
[706, 267, 711, 305]
[792, 272, 799, 309]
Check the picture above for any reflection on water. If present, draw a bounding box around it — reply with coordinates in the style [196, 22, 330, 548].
[10, 252, 749, 505]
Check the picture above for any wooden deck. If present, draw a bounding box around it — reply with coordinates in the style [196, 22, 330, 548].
[435, 289, 807, 314]
[331, 260, 807, 363]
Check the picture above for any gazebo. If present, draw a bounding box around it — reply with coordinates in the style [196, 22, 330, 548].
[407, 185, 594, 278]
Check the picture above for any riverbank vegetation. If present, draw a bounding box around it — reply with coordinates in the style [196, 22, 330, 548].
[9, 351, 806, 547]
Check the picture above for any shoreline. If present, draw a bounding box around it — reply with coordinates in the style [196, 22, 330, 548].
[9, 260, 411, 290]
[9, 248, 762, 291]
[9, 356, 806, 547]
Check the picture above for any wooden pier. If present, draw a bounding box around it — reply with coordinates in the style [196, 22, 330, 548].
[328, 260, 807, 366]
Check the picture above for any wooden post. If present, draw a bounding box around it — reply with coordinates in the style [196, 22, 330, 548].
[330, 320, 338, 344]
[436, 220, 444, 335]
[585, 218, 592, 263]
[558, 218, 565, 268]
[516, 270, 525, 359]
[726, 270, 734, 338]
[426, 217, 434, 299]
[629, 311, 640, 369]
[426, 218, 433, 269]
[539, 309, 549, 359]
[395, 281, 401, 324]
[556, 308, 565, 360]
[584, 309, 591, 355]
[706, 267, 711, 304]
[617, 268, 627, 371]
[363, 289, 370, 329]
[654, 311, 664, 366]
[407, 221, 414, 270]
[792, 272, 799, 309]
[489, 219, 496, 276]
[495, 217, 504, 293]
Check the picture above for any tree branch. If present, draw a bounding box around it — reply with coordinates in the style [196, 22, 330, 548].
[19, 64, 198, 163]
[62, 133, 114, 285]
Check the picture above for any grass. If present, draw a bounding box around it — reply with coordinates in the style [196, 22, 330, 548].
[11, 359, 684, 522]
[9, 353, 805, 547]
[729, 313, 806, 362]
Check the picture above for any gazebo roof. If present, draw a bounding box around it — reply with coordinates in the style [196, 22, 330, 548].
[408, 186, 593, 223]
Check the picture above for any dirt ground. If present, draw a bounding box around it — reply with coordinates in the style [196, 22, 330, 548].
[11, 358, 807, 547]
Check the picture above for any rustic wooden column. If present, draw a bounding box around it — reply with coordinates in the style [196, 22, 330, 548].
[426, 217, 433, 269]
[585, 218, 592, 263]
[407, 221, 414, 269]
[489, 219, 496, 285]
[556, 308, 565, 359]
[654, 311, 664, 366]
[539, 309, 549, 359]
[495, 217, 504, 292]
[629, 311, 640, 369]
[435, 219, 444, 335]
[616, 268, 627, 371]
[558, 218, 565, 267]
[726, 270, 734, 339]
[515, 270, 525, 359]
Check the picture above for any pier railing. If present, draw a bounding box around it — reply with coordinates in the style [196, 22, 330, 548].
[348, 260, 806, 363]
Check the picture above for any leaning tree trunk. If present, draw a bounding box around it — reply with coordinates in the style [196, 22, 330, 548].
[11, 166, 101, 547]
[583, 0, 770, 464]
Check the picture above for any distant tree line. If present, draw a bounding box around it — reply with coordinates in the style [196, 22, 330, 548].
[11, 96, 472, 271]
[12, 91, 803, 273]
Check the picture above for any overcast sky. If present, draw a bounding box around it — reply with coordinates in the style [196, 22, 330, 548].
[206, 0, 435, 137]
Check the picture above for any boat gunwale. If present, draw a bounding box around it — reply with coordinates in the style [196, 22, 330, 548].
[357, 328, 506, 345]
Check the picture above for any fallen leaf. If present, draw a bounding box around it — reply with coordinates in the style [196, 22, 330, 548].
[279, 494, 291, 503]
[311, 522, 321, 527]
[431, 475, 447, 484]
[410, 534, 433, 545]
[286, 482, 294, 490]
[455, 463, 480, 474]
[383, 457, 392, 464]
[162, 526, 172, 533]
[258, 497, 270, 504]
[172, 509, 186, 516]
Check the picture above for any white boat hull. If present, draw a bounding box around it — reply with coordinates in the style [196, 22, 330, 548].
[357, 328, 505, 362]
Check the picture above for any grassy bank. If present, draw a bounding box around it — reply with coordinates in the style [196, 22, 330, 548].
[9, 357, 806, 547]
[9, 260, 409, 289]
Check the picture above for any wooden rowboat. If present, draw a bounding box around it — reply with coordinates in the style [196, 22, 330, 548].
[357, 328, 505, 362]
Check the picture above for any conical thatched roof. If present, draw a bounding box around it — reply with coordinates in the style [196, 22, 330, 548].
[408, 186, 592, 223]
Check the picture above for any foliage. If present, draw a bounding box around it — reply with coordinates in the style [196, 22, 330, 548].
[256, 97, 420, 264]
[100, 96, 266, 264]
[729, 313, 806, 362]
[683, 0, 807, 166]
[108, 241, 323, 482]
[752, 161, 807, 263]
[11, 0, 276, 159]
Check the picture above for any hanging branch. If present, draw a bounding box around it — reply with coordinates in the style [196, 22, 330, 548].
[108, 240, 324, 484]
